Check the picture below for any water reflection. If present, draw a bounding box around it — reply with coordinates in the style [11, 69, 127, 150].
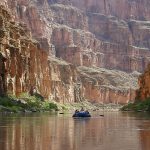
[0, 112, 150, 150]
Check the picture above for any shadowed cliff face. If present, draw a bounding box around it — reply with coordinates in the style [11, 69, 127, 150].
[0, 5, 51, 97]
[136, 64, 150, 100]
[1, 0, 149, 104]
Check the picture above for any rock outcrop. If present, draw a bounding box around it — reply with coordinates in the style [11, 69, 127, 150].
[136, 64, 150, 100]
[49, 1, 150, 73]
[48, 57, 77, 103]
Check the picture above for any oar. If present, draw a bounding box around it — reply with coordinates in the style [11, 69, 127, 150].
[100, 102, 104, 116]
[59, 112, 64, 114]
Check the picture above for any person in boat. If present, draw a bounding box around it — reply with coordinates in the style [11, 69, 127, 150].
[85, 110, 90, 114]
[73, 108, 91, 117]
[75, 109, 79, 113]
[80, 107, 84, 112]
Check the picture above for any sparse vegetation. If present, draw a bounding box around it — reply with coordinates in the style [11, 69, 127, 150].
[0, 93, 59, 113]
[0, 94, 122, 113]
[121, 97, 150, 112]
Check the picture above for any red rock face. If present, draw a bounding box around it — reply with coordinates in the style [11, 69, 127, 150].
[59, 0, 150, 21]
[0, 5, 77, 102]
[0, 5, 51, 97]
[50, 4, 88, 30]
[140, 127, 150, 150]
[48, 57, 78, 103]
[6, 0, 53, 53]
[136, 64, 150, 100]
[1, 0, 149, 104]
[78, 66, 138, 104]
[3, 0, 150, 72]
[46, 1, 150, 73]
[0, 54, 7, 96]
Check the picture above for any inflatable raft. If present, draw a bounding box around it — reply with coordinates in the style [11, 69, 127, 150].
[72, 111, 91, 118]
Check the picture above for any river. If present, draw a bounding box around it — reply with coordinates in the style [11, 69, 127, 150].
[0, 112, 150, 150]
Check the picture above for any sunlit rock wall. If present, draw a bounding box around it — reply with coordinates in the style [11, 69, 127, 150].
[78, 66, 138, 104]
[0, 5, 78, 103]
[0, 5, 51, 97]
[2, 0, 150, 73]
[1, 0, 149, 104]
[49, 1, 150, 72]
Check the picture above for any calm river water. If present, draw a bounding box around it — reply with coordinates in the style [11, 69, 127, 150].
[0, 112, 150, 150]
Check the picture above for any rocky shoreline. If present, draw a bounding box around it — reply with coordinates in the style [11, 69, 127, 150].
[0, 95, 122, 113]
[121, 98, 150, 112]
[60, 101, 122, 112]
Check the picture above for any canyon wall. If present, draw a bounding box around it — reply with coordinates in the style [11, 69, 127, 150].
[49, 1, 150, 72]
[0, 5, 78, 103]
[78, 66, 138, 104]
[136, 64, 150, 101]
[1, 0, 150, 104]
[0, 4, 52, 97]
[53, 0, 150, 21]
[3, 0, 150, 72]
[1, 0, 150, 72]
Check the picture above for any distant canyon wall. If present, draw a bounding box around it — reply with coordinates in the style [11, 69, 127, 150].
[52, 0, 150, 21]
[50, 0, 150, 72]
[1, 0, 150, 72]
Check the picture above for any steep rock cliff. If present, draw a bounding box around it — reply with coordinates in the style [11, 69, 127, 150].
[136, 64, 150, 100]
[78, 66, 138, 104]
[53, 0, 150, 21]
[0, 5, 78, 103]
[49, 1, 150, 72]
[0, 4, 51, 97]
[3, 0, 150, 72]
[1, 0, 149, 104]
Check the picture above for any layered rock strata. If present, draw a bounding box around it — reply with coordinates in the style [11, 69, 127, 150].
[0, 5, 77, 103]
[1, 0, 149, 104]
[0, 4, 138, 104]
[136, 64, 150, 100]
[0, 5, 51, 97]
[3, 0, 150, 72]
[78, 66, 139, 104]
[52, 0, 150, 21]
[49, 2, 150, 72]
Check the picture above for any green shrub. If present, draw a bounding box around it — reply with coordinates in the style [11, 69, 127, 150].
[0, 93, 59, 112]
[8, 106, 22, 113]
[121, 97, 150, 112]
[18, 92, 30, 99]
[0, 96, 14, 107]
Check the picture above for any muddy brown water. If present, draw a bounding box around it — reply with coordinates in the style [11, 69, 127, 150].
[0, 112, 150, 150]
